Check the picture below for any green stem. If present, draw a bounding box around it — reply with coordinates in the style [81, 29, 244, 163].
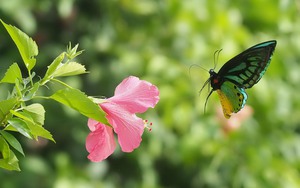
[32, 96, 50, 100]
[28, 69, 34, 87]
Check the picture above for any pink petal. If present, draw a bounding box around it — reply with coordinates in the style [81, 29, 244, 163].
[109, 76, 160, 113]
[86, 121, 116, 162]
[100, 102, 144, 152]
[87, 118, 99, 131]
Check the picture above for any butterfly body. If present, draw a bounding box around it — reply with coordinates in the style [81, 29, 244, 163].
[202, 40, 277, 119]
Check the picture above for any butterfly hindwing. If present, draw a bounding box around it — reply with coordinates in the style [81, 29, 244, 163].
[216, 81, 248, 119]
[218, 40, 276, 88]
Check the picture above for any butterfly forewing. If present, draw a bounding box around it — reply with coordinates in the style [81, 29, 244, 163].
[217, 40, 276, 89]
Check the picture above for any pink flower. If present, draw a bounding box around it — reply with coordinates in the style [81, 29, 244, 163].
[86, 76, 159, 162]
[86, 119, 116, 162]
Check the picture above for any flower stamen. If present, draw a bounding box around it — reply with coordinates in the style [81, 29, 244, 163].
[144, 120, 153, 132]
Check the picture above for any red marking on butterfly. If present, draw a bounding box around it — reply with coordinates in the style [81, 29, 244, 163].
[213, 78, 219, 84]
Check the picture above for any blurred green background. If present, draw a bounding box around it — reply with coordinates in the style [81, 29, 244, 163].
[1, 0, 300, 187]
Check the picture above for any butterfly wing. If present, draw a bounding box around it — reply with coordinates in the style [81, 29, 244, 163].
[216, 81, 248, 119]
[218, 40, 276, 88]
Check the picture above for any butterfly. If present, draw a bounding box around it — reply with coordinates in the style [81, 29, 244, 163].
[201, 40, 277, 119]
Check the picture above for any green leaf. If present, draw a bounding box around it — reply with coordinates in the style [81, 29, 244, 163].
[0, 130, 24, 156]
[26, 120, 54, 142]
[0, 98, 18, 122]
[0, 136, 10, 159]
[14, 77, 23, 98]
[0, 63, 22, 84]
[7, 118, 33, 139]
[52, 62, 87, 77]
[24, 103, 45, 125]
[50, 88, 108, 124]
[10, 110, 33, 123]
[41, 52, 65, 84]
[0, 150, 20, 171]
[0, 137, 19, 171]
[23, 82, 40, 101]
[66, 43, 84, 59]
[1, 19, 38, 71]
[9, 110, 54, 142]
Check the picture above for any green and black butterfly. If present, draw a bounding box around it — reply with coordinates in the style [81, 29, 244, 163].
[201, 40, 277, 119]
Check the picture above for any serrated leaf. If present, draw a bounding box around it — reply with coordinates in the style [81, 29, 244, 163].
[0, 150, 20, 171]
[7, 118, 33, 139]
[0, 63, 22, 84]
[50, 88, 107, 124]
[0, 131, 24, 156]
[26, 120, 54, 142]
[0, 98, 18, 122]
[52, 62, 87, 77]
[24, 103, 45, 125]
[1, 19, 38, 71]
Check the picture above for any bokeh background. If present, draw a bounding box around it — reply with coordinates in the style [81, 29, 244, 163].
[1, 0, 300, 187]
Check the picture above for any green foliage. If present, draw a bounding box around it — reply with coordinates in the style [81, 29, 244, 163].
[41, 53, 65, 83]
[0, 0, 300, 188]
[50, 88, 107, 124]
[0, 130, 24, 156]
[51, 62, 86, 77]
[0, 98, 18, 122]
[0, 63, 22, 84]
[0, 136, 19, 171]
[0, 19, 38, 71]
[0, 20, 105, 171]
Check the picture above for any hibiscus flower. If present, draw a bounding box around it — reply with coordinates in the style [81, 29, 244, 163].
[86, 76, 159, 162]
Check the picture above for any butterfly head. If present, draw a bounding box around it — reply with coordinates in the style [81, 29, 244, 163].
[209, 69, 221, 90]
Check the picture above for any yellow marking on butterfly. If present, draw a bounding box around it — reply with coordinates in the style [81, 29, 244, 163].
[217, 89, 234, 119]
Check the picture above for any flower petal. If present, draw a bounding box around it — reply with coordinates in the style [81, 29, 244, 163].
[100, 102, 144, 152]
[109, 76, 160, 113]
[86, 121, 116, 162]
[87, 118, 99, 131]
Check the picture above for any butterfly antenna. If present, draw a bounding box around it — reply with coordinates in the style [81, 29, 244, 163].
[213, 49, 222, 70]
[189, 64, 209, 77]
